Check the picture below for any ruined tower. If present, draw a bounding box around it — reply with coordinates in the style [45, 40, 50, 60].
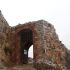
[0, 11, 70, 70]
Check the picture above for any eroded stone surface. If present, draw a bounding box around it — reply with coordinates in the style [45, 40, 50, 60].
[0, 11, 70, 70]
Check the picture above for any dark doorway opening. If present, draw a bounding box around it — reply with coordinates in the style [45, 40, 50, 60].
[20, 29, 33, 64]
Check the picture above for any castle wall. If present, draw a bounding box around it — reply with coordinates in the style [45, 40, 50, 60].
[0, 11, 69, 69]
[9, 20, 68, 70]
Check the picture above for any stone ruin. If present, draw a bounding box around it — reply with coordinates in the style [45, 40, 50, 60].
[0, 11, 70, 70]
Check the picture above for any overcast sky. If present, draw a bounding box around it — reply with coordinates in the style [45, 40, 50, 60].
[0, 0, 70, 57]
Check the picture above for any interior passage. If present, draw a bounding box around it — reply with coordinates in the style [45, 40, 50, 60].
[20, 29, 33, 64]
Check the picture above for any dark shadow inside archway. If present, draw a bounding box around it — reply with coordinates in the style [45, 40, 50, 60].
[19, 29, 33, 64]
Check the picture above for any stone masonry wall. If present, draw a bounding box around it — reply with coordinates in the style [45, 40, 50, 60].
[0, 11, 70, 70]
[31, 20, 67, 70]
[8, 20, 69, 70]
[0, 11, 11, 66]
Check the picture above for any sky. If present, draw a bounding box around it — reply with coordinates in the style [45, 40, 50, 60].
[0, 0, 70, 57]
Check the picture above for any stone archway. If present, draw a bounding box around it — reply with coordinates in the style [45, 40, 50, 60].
[19, 29, 33, 64]
[12, 22, 47, 65]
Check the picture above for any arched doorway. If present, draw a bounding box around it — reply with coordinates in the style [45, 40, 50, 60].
[19, 29, 33, 64]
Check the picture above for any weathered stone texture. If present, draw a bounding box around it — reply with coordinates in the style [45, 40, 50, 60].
[0, 11, 70, 70]
[0, 11, 10, 64]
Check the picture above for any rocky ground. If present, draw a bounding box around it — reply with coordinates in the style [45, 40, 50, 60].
[8, 64, 36, 70]
[0, 64, 36, 70]
[0, 58, 36, 70]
